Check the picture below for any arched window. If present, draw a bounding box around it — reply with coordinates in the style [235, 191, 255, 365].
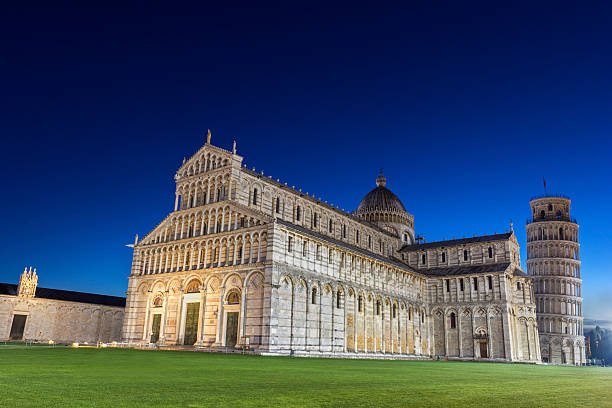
[517, 282, 521, 290]
[252, 188, 258, 205]
[313, 213, 318, 227]
[540, 210, 546, 218]
[355, 230, 360, 244]
[342, 224, 347, 238]
[227, 290, 240, 304]
[358, 295, 363, 312]
[368, 236, 372, 248]
[275, 197, 280, 213]
[548, 204, 553, 211]
[392, 304, 397, 319]
[488, 276, 493, 290]
[376, 300, 381, 315]
[441, 252, 446, 263]
[296, 206, 301, 221]
[403, 234, 408, 242]
[408, 308, 412, 320]
[464, 250, 468, 261]
[311, 287, 317, 304]
[336, 291, 342, 308]
[450, 312, 456, 329]
[185, 280, 200, 293]
[329, 219, 333, 233]
[287, 236, 293, 252]
[422, 254, 426, 264]
[302, 241, 308, 257]
[559, 227, 564, 240]
[488, 247, 493, 258]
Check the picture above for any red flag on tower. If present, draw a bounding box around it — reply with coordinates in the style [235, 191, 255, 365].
[543, 177, 547, 191]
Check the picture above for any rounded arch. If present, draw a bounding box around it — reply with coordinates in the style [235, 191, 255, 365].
[167, 278, 182, 295]
[151, 293, 164, 307]
[205, 275, 221, 293]
[184, 278, 202, 293]
[280, 275, 293, 288]
[245, 270, 265, 290]
[137, 282, 150, 295]
[225, 288, 241, 304]
[222, 273, 243, 289]
[151, 279, 166, 293]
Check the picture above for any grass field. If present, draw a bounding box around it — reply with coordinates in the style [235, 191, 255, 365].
[0, 348, 610, 407]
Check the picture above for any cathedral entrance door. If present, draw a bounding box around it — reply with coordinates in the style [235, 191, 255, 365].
[225, 312, 239, 348]
[479, 341, 488, 358]
[151, 314, 161, 343]
[184, 303, 200, 345]
[9, 314, 27, 340]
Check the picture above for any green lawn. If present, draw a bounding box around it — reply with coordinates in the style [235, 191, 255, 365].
[0, 348, 610, 407]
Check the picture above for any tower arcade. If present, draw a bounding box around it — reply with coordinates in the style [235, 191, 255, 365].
[526, 194, 584, 364]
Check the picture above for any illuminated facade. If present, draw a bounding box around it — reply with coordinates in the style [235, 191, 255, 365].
[0, 268, 124, 343]
[526, 195, 585, 364]
[121, 134, 539, 362]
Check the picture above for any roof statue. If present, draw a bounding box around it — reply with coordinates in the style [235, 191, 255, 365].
[206, 129, 211, 144]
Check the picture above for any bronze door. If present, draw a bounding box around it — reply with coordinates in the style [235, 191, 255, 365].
[151, 314, 161, 343]
[225, 312, 239, 347]
[9, 315, 27, 340]
[184, 303, 200, 345]
[479, 341, 488, 358]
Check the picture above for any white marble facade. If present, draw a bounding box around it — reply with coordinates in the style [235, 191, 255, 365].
[122, 134, 540, 362]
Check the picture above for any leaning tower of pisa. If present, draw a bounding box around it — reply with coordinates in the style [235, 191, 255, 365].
[526, 194, 584, 365]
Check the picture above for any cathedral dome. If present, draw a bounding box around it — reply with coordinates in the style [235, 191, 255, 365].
[355, 172, 407, 215]
[355, 171, 414, 243]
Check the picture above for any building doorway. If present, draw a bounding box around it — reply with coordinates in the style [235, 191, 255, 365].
[151, 314, 161, 343]
[184, 303, 200, 345]
[225, 312, 239, 347]
[479, 341, 488, 358]
[9, 315, 27, 340]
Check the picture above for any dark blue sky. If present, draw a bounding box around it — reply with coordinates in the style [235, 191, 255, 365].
[1, 3, 610, 321]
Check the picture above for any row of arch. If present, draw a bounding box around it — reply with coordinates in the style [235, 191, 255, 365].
[536, 296, 582, 317]
[405, 243, 505, 268]
[243, 174, 399, 256]
[281, 229, 425, 298]
[277, 273, 429, 355]
[527, 224, 578, 243]
[538, 315, 583, 336]
[139, 232, 267, 275]
[176, 174, 233, 212]
[129, 270, 266, 347]
[534, 278, 582, 297]
[527, 260, 580, 278]
[178, 150, 231, 179]
[142, 204, 264, 246]
[526, 242, 579, 260]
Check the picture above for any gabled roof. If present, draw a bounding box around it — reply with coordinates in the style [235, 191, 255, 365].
[400, 232, 513, 252]
[420, 262, 511, 277]
[0, 283, 125, 307]
[176, 141, 241, 179]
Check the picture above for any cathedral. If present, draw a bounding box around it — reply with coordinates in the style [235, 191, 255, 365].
[121, 134, 541, 362]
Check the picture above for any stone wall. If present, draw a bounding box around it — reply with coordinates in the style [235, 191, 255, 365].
[0, 295, 124, 344]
